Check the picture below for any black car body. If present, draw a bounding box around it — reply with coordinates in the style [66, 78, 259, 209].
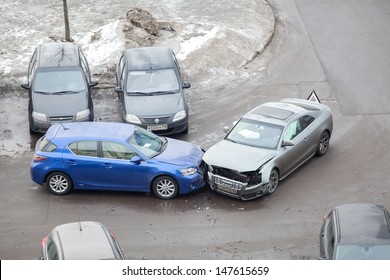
[320, 203, 390, 260]
[21, 42, 98, 133]
[40, 221, 124, 260]
[115, 47, 191, 135]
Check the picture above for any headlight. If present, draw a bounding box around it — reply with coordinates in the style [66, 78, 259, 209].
[179, 167, 197, 176]
[125, 114, 141, 124]
[75, 109, 90, 120]
[32, 111, 48, 122]
[173, 110, 186, 122]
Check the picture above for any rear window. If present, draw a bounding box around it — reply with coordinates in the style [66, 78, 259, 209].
[38, 136, 57, 152]
[68, 141, 98, 157]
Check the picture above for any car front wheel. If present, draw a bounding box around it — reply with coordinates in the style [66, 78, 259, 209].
[316, 130, 330, 156]
[152, 176, 179, 199]
[46, 172, 73, 195]
[266, 169, 279, 195]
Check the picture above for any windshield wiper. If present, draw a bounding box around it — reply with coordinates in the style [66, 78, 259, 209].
[127, 91, 150, 95]
[35, 90, 80, 95]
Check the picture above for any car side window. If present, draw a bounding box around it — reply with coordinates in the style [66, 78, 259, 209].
[79, 50, 91, 82]
[68, 141, 98, 157]
[102, 141, 137, 160]
[46, 236, 59, 260]
[117, 55, 125, 89]
[28, 51, 37, 84]
[283, 115, 315, 141]
[325, 215, 335, 259]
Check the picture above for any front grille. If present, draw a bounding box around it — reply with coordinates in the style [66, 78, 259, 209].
[140, 116, 171, 124]
[49, 116, 73, 122]
[210, 166, 262, 185]
[212, 166, 249, 183]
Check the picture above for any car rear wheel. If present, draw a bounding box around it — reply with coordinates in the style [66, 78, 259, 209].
[266, 169, 279, 195]
[46, 172, 73, 195]
[316, 130, 330, 156]
[152, 176, 179, 199]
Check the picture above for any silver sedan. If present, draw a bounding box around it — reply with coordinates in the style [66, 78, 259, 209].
[203, 97, 333, 200]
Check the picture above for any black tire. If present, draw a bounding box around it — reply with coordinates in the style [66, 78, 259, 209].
[46, 172, 73, 195]
[265, 169, 279, 195]
[316, 130, 330, 156]
[152, 176, 179, 199]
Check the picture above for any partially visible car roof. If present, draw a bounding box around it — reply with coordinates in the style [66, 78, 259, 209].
[36, 42, 81, 68]
[123, 47, 176, 71]
[244, 98, 320, 124]
[46, 122, 135, 141]
[334, 203, 390, 244]
[51, 221, 120, 260]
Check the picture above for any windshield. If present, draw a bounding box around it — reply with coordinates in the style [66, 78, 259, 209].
[126, 69, 179, 94]
[335, 244, 390, 260]
[226, 118, 283, 150]
[128, 126, 167, 158]
[34, 69, 86, 94]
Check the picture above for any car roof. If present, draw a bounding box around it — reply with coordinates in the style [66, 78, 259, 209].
[335, 203, 390, 244]
[36, 42, 81, 68]
[123, 47, 175, 71]
[51, 221, 119, 260]
[243, 98, 318, 125]
[46, 122, 135, 141]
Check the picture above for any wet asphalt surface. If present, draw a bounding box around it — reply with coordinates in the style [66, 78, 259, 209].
[1, 0, 390, 260]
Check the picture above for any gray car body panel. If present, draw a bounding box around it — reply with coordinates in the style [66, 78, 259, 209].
[203, 98, 333, 200]
[123, 92, 185, 117]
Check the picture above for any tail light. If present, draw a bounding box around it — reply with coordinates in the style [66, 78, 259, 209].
[41, 236, 48, 249]
[34, 154, 47, 161]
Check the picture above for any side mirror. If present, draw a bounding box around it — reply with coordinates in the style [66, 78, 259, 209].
[21, 83, 30, 90]
[282, 140, 295, 147]
[90, 80, 98, 87]
[130, 155, 142, 164]
[114, 86, 123, 93]
[223, 126, 230, 134]
[183, 82, 191, 89]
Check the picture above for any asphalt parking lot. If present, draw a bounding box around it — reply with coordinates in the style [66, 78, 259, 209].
[1, 0, 390, 260]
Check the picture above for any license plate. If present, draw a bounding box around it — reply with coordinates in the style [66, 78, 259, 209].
[147, 124, 168, 131]
[214, 177, 238, 194]
[216, 184, 238, 194]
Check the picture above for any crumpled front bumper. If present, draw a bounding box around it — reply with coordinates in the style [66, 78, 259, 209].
[207, 172, 268, 201]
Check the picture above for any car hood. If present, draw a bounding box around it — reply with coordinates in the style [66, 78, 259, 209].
[33, 91, 88, 117]
[124, 93, 184, 116]
[154, 138, 204, 167]
[203, 139, 276, 172]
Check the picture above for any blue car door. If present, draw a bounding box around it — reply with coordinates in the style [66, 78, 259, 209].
[64, 141, 102, 188]
[99, 141, 149, 191]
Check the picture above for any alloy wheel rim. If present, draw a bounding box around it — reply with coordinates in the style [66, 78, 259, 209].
[49, 175, 68, 193]
[268, 171, 278, 193]
[319, 133, 329, 153]
[156, 179, 175, 197]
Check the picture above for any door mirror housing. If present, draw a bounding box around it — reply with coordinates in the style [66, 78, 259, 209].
[114, 86, 123, 93]
[282, 140, 295, 147]
[21, 83, 30, 90]
[183, 82, 191, 89]
[130, 156, 142, 164]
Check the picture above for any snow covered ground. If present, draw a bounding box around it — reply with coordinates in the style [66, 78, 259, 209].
[0, 0, 275, 157]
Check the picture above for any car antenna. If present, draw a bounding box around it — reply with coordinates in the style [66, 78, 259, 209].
[59, 122, 69, 130]
[77, 211, 83, 232]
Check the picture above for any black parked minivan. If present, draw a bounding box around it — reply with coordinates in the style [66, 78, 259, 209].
[21, 42, 98, 133]
[115, 47, 191, 135]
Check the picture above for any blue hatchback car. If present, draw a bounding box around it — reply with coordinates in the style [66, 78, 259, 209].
[31, 122, 205, 199]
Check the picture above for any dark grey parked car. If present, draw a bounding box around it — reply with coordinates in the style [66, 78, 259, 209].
[203, 97, 333, 200]
[40, 221, 124, 260]
[21, 42, 98, 133]
[320, 203, 390, 260]
[115, 47, 191, 135]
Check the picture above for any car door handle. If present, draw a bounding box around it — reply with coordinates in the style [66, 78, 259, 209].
[103, 163, 113, 168]
[303, 137, 308, 142]
[67, 160, 77, 165]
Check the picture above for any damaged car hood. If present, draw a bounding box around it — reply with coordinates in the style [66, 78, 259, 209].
[203, 139, 276, 172]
